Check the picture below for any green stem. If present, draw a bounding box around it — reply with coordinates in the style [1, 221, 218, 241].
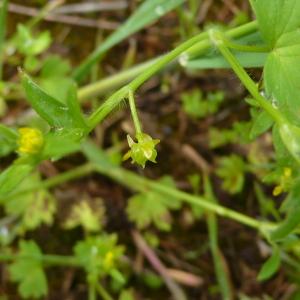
[205, 176, 232, 300]
[128, 31, 209, 91]
[93, 164, 274, 233]
[96, 282, 114, 300]
[87, 32, 209, 129]
[27, 0, 63, 28]
[1, 163, 94, 202]
[88, 277, 97, 300]
[209, 30, 284, 125]
[0, 0, 8, 80]
[128, 89, 142, 134]
[85, 21, 259, 129]
[78, 58, 160, 102]
[0, 253, 80, 267]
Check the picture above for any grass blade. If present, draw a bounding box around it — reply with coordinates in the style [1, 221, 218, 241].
[72, 0, 185, 82]
[205, 176, 233, 300]
[0, 0, 8, 79]
[185, 52, 267, 70]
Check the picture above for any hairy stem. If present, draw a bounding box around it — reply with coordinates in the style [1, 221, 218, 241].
[93, 163, 274, 233]
[78, 58, 159, 101]
[209, 29, 284, 125]
[86, 21, 259, 129]
[128, 89, 142, 134]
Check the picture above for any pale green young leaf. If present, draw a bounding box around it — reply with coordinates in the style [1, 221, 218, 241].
[64, 198, 105, 232]
[4, 173, 56, 232]
[264, 31, 300, 125]
[72, 0, 185, 81]
[250, 0, 300, 46]
[9, 240, 48, 299]
[216, 155, 246, 194]
[126, 176, 181, 231]
[257, 247, 281, 281]
[209, 127, 237, 149]
[181, 89, 224, 119]
[15, 24, 51, 56]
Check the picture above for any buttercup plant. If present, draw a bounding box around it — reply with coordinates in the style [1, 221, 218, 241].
[1, 0, 300, 299]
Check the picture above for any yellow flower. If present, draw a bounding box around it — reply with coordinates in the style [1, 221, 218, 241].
[272, 167, 292, 196]
[272, 185, 283, 196]
[18, 127, 44, 154]
[103, 251, 114, 270]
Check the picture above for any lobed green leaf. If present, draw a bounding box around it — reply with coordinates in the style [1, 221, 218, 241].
[250, 0, 300, 47]
[9, 240, 48, 299]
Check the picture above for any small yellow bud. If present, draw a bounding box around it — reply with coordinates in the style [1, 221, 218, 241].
[18, 127, 44, 154]
[273, 185, 283, 196]
[283, 167, 292, 178]
[103, 251, 114, 269]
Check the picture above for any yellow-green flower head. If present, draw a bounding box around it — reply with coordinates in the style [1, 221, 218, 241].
[273, 167, 292, 196]
[103, 251, 115, 270]
[123, 133, 160, 168]
[18, 127, 44, 155]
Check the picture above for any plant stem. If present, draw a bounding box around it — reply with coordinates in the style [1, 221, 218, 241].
[96, 282, 114, 300]
[0, 0, 8, 80]
[128, 89, 142, 134]
[185, 21, 258, 59]
[209, 30, 285, 125]
[93, 164, 274, 233]
[204, 176, 233, 300]
[27, 0, 64, 28]
[78, 58, 159, 101]
[88, 277, 97, 300]
[86, 21, 259, 129]
[0, 253, 80, 266]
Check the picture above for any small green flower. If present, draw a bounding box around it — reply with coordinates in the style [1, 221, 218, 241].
[124, 133, 160, 168]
